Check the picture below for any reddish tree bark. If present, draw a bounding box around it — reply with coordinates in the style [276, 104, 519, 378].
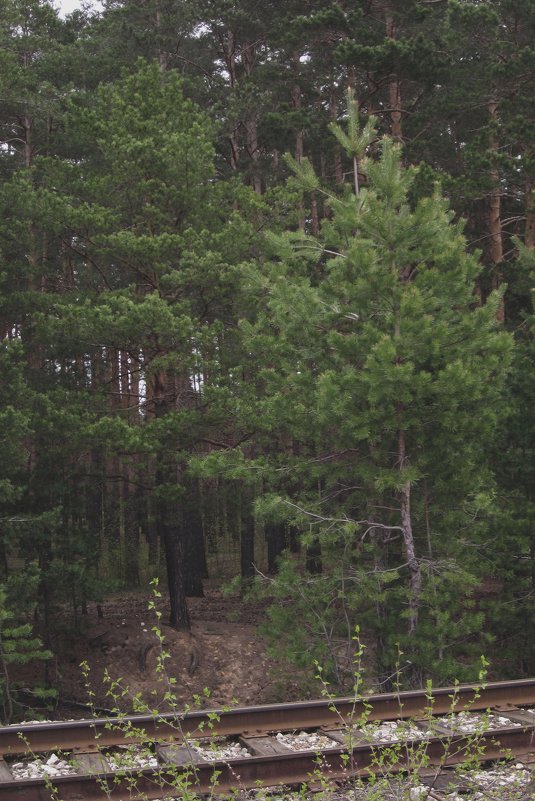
[487, 99, 504, 322]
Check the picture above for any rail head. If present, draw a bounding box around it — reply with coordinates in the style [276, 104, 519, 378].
[1, 678, 535, 756]
[0, 722, 534, 800]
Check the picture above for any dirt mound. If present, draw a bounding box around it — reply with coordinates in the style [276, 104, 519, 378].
[52, 590, 277, 714]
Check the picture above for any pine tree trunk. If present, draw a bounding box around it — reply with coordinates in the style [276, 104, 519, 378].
[525, 179, 535, 249]
[306, 541, 322, 574]
[144, 376, 160, 571]
[311, 192, 320, 236]
[243, 40, 262, 195]
[122, 351, 141, 585]
[122, 464, 140, 588]
[183, 478, 206, 598]
[330, 89, 344, 184]
[23, 114, 32, 169]
[160, 507, 191, 630]
[152, 369, 191, 630]
[223, 30, 240, 175]
[103, 348, 122, 576]
[245, 117, 261, 194]
[388, 78, 402, 142]
[154, 5, 168, 71]
[291, 63, 306, 232]
[371, 528, 392, 688]
[266, 522, 286, 573]
[146, 491, 160, 570]
[398, 428, 421, 636]
[240, 484, 255, 583]
[487, 99, 504, 321]
[385, 14, 403, 141]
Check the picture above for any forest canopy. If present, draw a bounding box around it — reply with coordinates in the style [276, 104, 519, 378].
[1, 0, 534, 714]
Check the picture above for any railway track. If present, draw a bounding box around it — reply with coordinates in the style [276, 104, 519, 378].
[0, 678, 534, 800]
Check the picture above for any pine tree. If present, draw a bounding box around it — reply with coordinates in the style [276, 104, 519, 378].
[246, 125, 512, 684]
[0, 581, 53, 723]
[33, 61, 256, 628]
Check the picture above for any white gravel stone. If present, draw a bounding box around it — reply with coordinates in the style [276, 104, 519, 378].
[443, 763, 532, 800]
[273, 731, 339, 751]
[187, 738, 251, 761]
[106, 744, 158, 771]
[358, 719, 428, 743]
[433, 711, 521, 734]
[9, 752, 77, 779]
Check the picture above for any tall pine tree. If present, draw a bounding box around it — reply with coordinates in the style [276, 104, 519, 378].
[245, 126, 511, 685]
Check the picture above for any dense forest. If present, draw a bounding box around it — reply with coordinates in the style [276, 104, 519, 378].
[1, 0, 535, 713]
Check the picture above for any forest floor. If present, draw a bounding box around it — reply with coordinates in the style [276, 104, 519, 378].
[41, 586, 306, 718]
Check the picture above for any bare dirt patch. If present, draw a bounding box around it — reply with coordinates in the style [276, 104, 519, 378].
[49, 588, 288, 715]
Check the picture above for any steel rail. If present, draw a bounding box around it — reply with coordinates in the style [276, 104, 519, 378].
[1, 723, 535, 801]
[1, 677, 535, 756]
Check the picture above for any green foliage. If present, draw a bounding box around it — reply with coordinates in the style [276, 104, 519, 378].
[1, 0, 535, 692]
[0, 582, 53, 723]
[0, 340, 31, 504]
[250, 117, 512, 687]
[329, 88, 377, 164]
[283, 154, 320, 193]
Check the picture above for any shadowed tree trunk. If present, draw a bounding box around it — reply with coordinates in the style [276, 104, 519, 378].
[183, 478, 206, 598]
[386, 12, 402, 142]
[525, 179, 535, 249]
[330, 88, 344, 185]
[158, 498, 190, 630]
[487, 98, 504, 322]
[152, 369, 191, 630]
[306, 540, 322, 574]
[240, 484, 255, 584]
[266, 522, 287, 573]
